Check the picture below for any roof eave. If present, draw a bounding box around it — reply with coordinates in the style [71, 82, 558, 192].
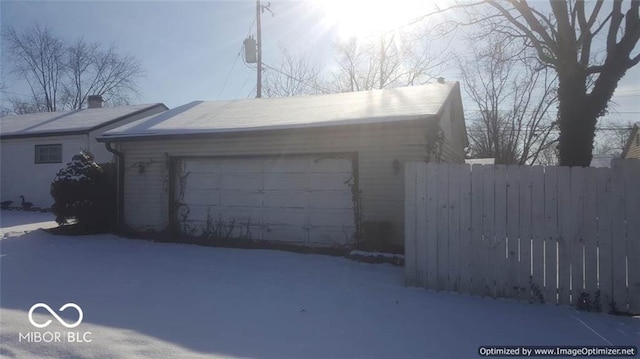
[0, 103, 168, 140]
[97, 115, 439, 143]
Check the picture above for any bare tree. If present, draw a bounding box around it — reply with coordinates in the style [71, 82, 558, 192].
[461, 33, 558, 165]
[263, 47, 324, 97]
[3, 24, 66, 112]
[593, 120, 635, 157]
[330, 30, 447, 92]
[3, 23, 143, 114]
[455, 0, 640, 166]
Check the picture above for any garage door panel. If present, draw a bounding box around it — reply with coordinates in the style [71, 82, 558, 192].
[263, 173, 307, 190]
[177, 155, 356, 247]
[220, 159, 263, 173]
[184, 159, 221, 173]
[263, 226, 308, 242]
[180, 189, 219, 206]
[309, 208, 355, 227]
[183, 173, 221, 190]
[263, 209, 307, 226]
[308, 191, 353, 209]
[218, 208, 262, 225]
[309, 174, 352, 191]
[262, 191, 308, 208]
[220, 191, 262, 207]
[310, 158, 352, 172]
[263, 158, 309, 173]
[220, 174, 263, 190]
[178, 205, 213, 225]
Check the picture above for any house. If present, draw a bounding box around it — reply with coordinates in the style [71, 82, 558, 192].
[465, 158, 495, 165]
[98, 83, 468, 249]
[0, 97, 168, 208]
[590, 154, 614, 168]
[622, 122, 640, 159]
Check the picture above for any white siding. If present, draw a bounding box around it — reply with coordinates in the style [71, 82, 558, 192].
[438, 98, 467, 163]
[119, 121, 436, 245]
[0, 135, 88, 207]
[0, 105, 166, 209]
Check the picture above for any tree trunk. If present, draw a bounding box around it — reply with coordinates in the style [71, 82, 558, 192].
[556, 73, 596, 167]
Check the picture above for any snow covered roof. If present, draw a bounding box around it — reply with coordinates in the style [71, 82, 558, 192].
[0, 103, 167, 139]
[99, 83, 459, 141]
[465, 158, 496, 165]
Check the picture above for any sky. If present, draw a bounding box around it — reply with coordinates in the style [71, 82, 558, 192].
[1, 0, 639, 127]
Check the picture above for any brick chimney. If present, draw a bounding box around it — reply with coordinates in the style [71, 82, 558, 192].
[88, 95, 103, 109]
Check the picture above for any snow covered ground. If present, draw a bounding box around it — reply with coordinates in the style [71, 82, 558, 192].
[0, 209, 638, 358]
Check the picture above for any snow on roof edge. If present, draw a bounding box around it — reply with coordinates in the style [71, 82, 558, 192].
[97, 114, 437, 142]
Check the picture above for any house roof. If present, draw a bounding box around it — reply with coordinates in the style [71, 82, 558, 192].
[0, 103, 168, 139]
[621, 122, 640, 158]
[465, 158, 496, 165]
[99, 83, 459, 142]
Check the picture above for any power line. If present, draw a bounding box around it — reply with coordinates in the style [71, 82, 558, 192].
[0, 89, 32, 99]
[262, 62, 330, 94]
[235, 71, 254, 98]
[217, 17, 257, 99]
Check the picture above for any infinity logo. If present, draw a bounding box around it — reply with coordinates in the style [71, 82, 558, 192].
[28, 303, 83, 329]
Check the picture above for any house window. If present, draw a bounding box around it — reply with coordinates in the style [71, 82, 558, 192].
[35, 144, 62, 164]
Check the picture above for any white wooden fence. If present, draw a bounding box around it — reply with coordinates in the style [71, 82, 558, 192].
[405, 159, 640, 312]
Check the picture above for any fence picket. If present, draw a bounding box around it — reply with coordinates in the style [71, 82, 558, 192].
[471, 165, 484, 296]
[506, 165, 521, 299]
[436, 163, 450, 291]
[543, 167, 558, 304]
[531, 166, 545, 303]
[625, 160, 640, 313]
[597, 168, 613, 309]
[518, 166, 533, 302]
[426, 162, 439, 289]
[459, 164, 472, 294]
[557, 166, 572, 305]
[482, 165, 496, 297]
[405, 161, 639, 311]
[494, 165, 508, 298]
[583, 168, 599, 306]
[404, 162, 418, 286]
[570, 167, 586, 306]
[448, 165, 461, 292]
[415, 163, 428, 287]
[611, 159, 628, 311]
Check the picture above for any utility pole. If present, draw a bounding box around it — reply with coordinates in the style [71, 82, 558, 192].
[256, 0, 262, 98]
[255, 1, 272, 98]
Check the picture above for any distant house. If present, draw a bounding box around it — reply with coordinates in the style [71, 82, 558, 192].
[98, 83, 468, 249]
[465, 158, 495, 165]
[622, 122, 640, 159]
[0, 97, 167, 208]
[590, 154, 614, 168]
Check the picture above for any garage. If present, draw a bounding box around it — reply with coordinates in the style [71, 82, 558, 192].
[99, 83, 468, 250]
[172, 154, 357, 246]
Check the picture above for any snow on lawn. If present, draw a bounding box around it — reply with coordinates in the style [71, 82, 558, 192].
[0, 210, 57, 237]
[1, 212, 639, 358]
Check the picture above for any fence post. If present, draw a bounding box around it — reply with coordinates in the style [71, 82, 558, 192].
[426, 162, 440, 289]
[404, 162, 419, 286]
[611, 159, 628, 311]
[623, 159, 640, 313]
[415, 163, 428, 287]
[459, 164, 472, 294]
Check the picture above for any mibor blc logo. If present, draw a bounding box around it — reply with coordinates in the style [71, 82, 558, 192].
[28, 303, 83, 328]
[19, 302, 92, 343]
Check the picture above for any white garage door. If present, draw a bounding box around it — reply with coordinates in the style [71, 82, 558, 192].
[175, 155, 356, 246]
